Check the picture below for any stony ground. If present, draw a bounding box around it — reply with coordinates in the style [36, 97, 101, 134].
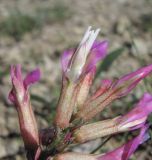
[0, 0, 152, 159]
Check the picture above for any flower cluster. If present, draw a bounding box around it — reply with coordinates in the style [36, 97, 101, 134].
[8, 27, 152, 160]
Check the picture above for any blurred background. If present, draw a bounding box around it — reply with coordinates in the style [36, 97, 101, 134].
[0, 0, 152, 159]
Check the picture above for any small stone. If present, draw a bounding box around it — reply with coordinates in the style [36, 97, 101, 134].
[0, 103, 9, 136]
[6, 107, 20, 134]
[0, 138, 7, 158]
[115, 16, 131, 35]
[132, 38, 148, 55]
[5, 138, 22, 156]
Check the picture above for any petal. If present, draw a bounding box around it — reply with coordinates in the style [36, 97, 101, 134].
[85, 41, 108, 72]
[122, 125, 149, 160]
[24, 68, 41, 89]
[8, 89, 15, 103]
[118, 93, 152, 128]
[112, 64, 152, 97]
[98, 125, 149, 160]
[9, 65, 25, 103]
[61, 49, 74, 73]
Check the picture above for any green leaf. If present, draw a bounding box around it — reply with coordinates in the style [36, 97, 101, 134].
[31, 94, 50, 106]
[96, 47, 124, 78]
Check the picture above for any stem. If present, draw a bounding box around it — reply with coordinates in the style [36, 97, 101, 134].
[90, 136, 112, 154]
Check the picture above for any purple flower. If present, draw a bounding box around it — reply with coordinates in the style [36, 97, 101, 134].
[98, 125, 149, 160]
[117, 93, 152, 131]
[61, 27, 108, 82]
[76, 64, 152, 121]
[74, 93, 152, 143]
[8, 65, 40, 149]
[112, 64, 152, 97]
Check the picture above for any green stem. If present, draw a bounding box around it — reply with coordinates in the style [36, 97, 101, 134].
[90, 136, 112, 154]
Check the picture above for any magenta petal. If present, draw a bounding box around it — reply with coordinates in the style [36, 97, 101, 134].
[116, 93, 152, 131]
[8, 89, 15, 103]
[61, 49, 74, 73]
[119, 93, 152, 128]
[122, 125, 149, 160]
[98, 125, 149, 160]
[24, 68, 41, 89]
[85, 41, 108, 72]
[112, 64, 152, 97]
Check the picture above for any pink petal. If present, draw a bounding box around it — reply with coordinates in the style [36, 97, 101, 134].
[112, 64, 152, 97]
[85, 41, 108, 73]
[98, 125, 149, 160]
[8, 89, 15, 103]
[61, 49, 74, 73]
[118, 93, 152, 128]
[24, 68, 41, 89]
[9, 65, 24, 103]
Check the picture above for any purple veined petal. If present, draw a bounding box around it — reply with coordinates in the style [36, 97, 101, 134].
[84, 41, 108, 73]
[61, 49, 74, 73]
[24, 68, 41, 89]
[118, 93, 152, 128]
[98, 125, 149, 160]
[138, 93, 152, 112]
[112, 64, 152, 97]
[122, 124, 149, 160]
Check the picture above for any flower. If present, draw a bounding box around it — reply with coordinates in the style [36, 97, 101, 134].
[53, 125, 149, 160]
[117, 93, 152, 131]
[74, 93, 152, 143]
[55, 27, 108, 129]
[61, 26, 108, 82]
[76, 64, 152, 121]
[8, 65, 40, 149]
[98, 124, 149, 160]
